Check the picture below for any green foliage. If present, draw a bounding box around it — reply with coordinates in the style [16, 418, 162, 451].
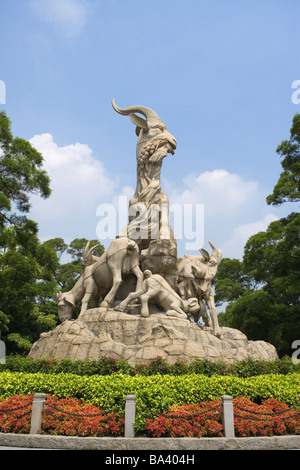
[0, 371, 299, 410]
[1, 354, 299, 378]
[266, 113, 300, 206]
[216, 115, 300, 357]
[0, 111, 51, 227]
[215, 215, 300, 357]
[214, 258, 255, 306]
[0, 234, 104, 354]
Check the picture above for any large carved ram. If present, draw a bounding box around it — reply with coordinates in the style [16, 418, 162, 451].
[112, 99, 177, 247]
[177, 242, 222, 338]
[56, 237, 143, 322]
[116, 269, 200, 319]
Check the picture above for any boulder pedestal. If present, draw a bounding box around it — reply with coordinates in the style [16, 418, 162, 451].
[29, 307, 278, 365]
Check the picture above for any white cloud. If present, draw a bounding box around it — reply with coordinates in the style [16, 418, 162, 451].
[30, 0, 88, 36]
[221, 213, 279, 259]
[170, 169, 258, 218]
[166, 168, 276, 258]
[29, 133, 116, 239]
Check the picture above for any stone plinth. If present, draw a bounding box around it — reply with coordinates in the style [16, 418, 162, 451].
[28, 307, 278, 365]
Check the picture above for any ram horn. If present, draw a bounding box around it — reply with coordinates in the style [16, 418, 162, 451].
[209, 241, 222, 259]
[82, 240, 91, 257]
[112, 98, 160, 120]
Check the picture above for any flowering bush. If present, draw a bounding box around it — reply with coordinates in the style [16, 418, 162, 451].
[0, 394, 299, 437]
[0, 394, 33, 434]
[145, 397, 300, 438]
[145, 401, 223, 437]
[233, 397, 300, 437]
[0, 395, 124, 437]
[1, 354, 299, 377]
[41, 396, 124, 437]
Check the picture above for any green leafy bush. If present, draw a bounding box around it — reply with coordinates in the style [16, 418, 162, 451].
[0, 371, 299, 410]
[1, 355, 299, 378]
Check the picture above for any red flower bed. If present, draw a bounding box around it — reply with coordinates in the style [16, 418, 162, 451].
[0, 395, 299, 437]
[0, 394, 33, 434]
[145, 397, 300, 438]
[41, 396, 124, 437]
[233, 397, 300, 437]
[145, 401, 223, 438]
[0, 395, 124, 437]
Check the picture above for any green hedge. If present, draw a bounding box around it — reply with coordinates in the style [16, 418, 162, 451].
[0, 371, 299, 410]
[1, 355, 299, 378]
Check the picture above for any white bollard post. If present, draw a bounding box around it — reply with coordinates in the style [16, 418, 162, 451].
[125, 395, 136, 438]
[30, 393, 47, 434]
[221, 395, 235, 438]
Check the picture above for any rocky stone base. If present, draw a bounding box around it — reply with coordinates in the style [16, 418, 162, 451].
[28, 307, 278, 364]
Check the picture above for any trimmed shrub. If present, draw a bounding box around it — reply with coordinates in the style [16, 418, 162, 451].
[0, 371, 299, 410]
[1, 355, 299, 378]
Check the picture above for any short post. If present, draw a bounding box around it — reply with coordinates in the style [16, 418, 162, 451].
[125, 395, 136, 438]
[221, 395, 235, 438]
[30, 393, 47, 434]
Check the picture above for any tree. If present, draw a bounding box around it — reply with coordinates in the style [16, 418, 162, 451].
[0, 234, 105, 354]
[0, 112, 53, 353]
[0, 221, 58, 354]
[266, 113, 300, 205]
[214, 258, 256, 306]
[216, 115, 300, 357]
[0, 113, 106, 354]
[0, 111, 51, 230]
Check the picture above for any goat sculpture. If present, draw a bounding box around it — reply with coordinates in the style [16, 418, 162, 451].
[112, 99, 177, 247]
[177, 242, 222, 338]
[112, 99, 177, 207]
[80, 240, 100, 269]
[116, 269, 200, 319]
[56, 237, 143, 322]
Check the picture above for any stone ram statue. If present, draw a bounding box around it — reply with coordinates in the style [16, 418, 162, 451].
[56, 237, 143, 322]
[115, 269, 200, 319]
[177, 242, 222, 338]
[112, 98, 177, 208]
[80, 240, 100, 269]
[112, 99, 177, 248]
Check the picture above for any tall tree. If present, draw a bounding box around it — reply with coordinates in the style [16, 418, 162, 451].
[0, 111, 51, 230]
[0, 112, 53, 353]
[216, 115, 300, 357]
[266, 113, 300, 205]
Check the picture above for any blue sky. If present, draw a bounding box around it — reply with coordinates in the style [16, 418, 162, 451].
[0, 0, 299, 259]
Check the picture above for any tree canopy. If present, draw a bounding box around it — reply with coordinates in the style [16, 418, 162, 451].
[215, 115, 300, 357]
[266, 113, 300, 206]
[0, 111, 104, 354]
